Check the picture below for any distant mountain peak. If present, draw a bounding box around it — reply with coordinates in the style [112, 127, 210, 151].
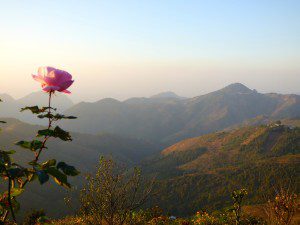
[96, 98, 121, 104]
[151, 91, 186, 99]
[220, 83, 253, 94]
[0, 93, 15, 102]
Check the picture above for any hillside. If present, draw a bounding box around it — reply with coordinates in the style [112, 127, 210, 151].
[150, 91, 187, 99]
[62, 83, 300, 144]
[0, 118, 160, 218]
[0, 92, 74, 125]
[141, 124, 300, 216]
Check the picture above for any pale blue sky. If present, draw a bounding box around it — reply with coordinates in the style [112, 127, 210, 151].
[0, 0, 299, 102]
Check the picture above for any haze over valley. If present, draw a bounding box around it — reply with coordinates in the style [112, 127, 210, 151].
[1, 1, 300, 224]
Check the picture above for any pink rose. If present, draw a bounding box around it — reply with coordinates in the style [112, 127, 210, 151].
[32, 67, 74, 94]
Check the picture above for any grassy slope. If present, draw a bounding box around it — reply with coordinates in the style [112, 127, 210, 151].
[142, 124, 300, 216]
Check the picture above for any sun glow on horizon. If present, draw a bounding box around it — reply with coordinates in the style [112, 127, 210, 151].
[0, 0, 299, 102]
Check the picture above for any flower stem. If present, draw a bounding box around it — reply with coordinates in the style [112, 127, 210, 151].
[34, 91, 53, 162]
[21, 91, 53, 189]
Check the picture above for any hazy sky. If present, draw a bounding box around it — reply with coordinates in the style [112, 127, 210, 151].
[0, 0, 299, 102]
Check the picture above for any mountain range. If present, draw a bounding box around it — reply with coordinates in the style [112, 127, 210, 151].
[62, 83, 300, 144]
[2, 83, 299, 146]
[0, 83, 299, 218]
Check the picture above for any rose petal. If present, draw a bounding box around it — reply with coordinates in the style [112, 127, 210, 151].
[32, 75, 46, 85]
[38, 66, 55, 77]
[59, 80, 74, 91]
[55, 69, 72, 83]
[61, 89, 71, 94]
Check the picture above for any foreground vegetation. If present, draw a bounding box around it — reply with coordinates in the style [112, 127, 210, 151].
[22, 157, 297, 225]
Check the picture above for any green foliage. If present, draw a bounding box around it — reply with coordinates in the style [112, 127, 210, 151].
[20, 106, 56, 114]
[0, 94, 79, 224]
[79, 157, 153, 225]
[37, 113, 77, 120]
[36, 170, 50, 185]
[22, 209, 46, 225]
[56, 162, 80, 176]
[231, 189, 248, 225]
[46, 166, 70, 188]
[37, 126, 72, 141]
[16, 140, 44, 151]
[142, 125, 300, 216]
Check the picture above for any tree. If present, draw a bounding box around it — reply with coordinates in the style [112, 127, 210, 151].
[79, 157, 154, 225]
[231, 189, 248, 225]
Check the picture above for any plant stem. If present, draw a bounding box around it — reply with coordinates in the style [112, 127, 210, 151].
[2, 210, 9, 221]
[21, 91, 53, 189]
[34, 91, 53, 162]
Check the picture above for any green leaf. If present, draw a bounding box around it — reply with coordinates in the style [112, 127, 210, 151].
[16, 140, 44, 151]
[57, 162, 80, 176]
[37, 126, 72, 141]
[37, 170, 49, 184]
[52, 114, 77, 120]
[53, 126, 72, 141]
[4, 150, 15, 155]
[20, 106, 41, 114]
[46, 167, 70, 188]
[41, 159, 56, 169]
[31, 140, 44, 150]
[10, 188, 24, 197]
[15, 141, 31, 149]
[8, 168, 23, 178]
[20, 106, 57, 114]
[37, 114, 53, 119]
[37, 129, 55, 137]
[37, 113, 76, 120]
[41, 106, 56, 111]
[0, 121, 6, 124]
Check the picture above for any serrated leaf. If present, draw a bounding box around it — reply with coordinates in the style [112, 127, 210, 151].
[46, 167, 70, 188]
[15, 141, 31, 149]
[20, 106, 41, 114]
[37, 126, 72, 141]
[37, 170, 49, 184]
[57, 162, 80, 176]
[53, 114, 77, 120]
[37, 129, 55, 137]
[53, 126, 72, 141]
[37, 114, 53, 119]
[8, 168, 23, 178]
[20, 106, 57, 114]
[41, 106, 56, 111]
[41, 159, 56, 169]
[16, 140, 43, 151]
